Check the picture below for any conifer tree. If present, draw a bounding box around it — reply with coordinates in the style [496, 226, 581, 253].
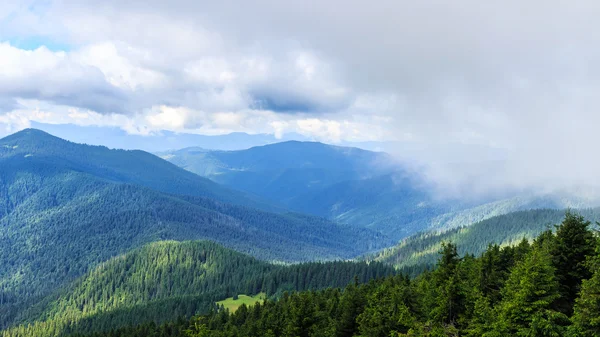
[570, 241, 600, 337]
[492, 246, 568, 336]
[550, 211, 596, 315]
[431, 243, 466, 327]
[357, 280, 415, 337]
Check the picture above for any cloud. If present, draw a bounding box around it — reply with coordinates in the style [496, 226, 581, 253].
[0, 43, 128, 113]
[2, 0, 600, 198]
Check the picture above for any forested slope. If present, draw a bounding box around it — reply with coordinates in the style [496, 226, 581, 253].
[3, 241, 396, 337]
[159, 143, 455, 239]
[60, 212, 600, 337]
[161, 141, 600, 241]
[0, 129, 276, 211]
[372, 208, 600, 274]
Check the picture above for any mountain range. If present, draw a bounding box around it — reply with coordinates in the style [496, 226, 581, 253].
[0, 129, 389, 331]
[2, 128, 600, 337]
[28, 122, 399, 153]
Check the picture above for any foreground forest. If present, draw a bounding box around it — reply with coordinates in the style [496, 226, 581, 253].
[52, 212, 600, 337]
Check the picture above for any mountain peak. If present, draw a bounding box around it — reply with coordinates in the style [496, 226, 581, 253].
[1, 128, 63, 144]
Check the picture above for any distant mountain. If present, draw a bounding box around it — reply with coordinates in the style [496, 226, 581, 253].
[0, 129, 390, 329]
[160, 141, 600, 240]
[370, 208, 600, 274]
[288, 173, 452, 238]
[29, 122, 394, 153]
[6, 241, 396, 336]
[157, 141, 396, 204]
[426, 192, 600, 231]
[29, 122, 310, 151]
[158, 142, 445, 239]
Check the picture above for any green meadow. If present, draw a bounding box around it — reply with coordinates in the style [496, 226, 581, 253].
[216, 293, 266, 312]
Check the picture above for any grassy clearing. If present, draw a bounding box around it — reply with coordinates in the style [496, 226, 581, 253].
[216, 293, 266, 312]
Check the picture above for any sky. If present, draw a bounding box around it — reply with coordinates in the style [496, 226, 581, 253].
[2, 0, 600, 197]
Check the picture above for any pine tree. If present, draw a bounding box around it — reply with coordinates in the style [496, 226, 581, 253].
[335, 282, 366, 337]
[570, 242, 600, 337]
[550, 211, 596, 315]
[357, 280, 415, 337]
[431, 243, 466, 327]
[479, 244, 505, 304]
[492, 246, 568, 336]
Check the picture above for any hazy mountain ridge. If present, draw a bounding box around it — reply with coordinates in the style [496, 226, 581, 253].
[159, 142, 450, 239]
[160, 141, 600, 240]
[157, 141, 396, 205]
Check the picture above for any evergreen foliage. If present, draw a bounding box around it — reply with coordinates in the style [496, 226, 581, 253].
[42, 213, 600, 337]
[373, 208, 600, 275]
[2, 241, 396, 337]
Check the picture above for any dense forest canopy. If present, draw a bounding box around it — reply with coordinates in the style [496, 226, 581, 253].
[372, 208, 600, 276]
[2, 241, 396, 337]
[23, 212, 600, 337]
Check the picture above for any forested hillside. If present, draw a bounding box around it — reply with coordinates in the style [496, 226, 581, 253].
[2, 241, 396, 337]
[0, 129, 276, 211]
[0, 129, 390, 331]
[60, 213, 600, 337]
[160, 142, 600, 241]
[158, 141, 395, 206]
[159, 143, 454, 239]
[289, 174, 447, 238]
[372, 208, 600, 274]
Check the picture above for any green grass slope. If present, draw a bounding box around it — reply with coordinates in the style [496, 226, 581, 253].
[217, 293, 266, 312]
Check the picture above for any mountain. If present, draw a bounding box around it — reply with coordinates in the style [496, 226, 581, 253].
[370, 208, 600, 274]
[288, 173, 451, 238]
[158, 142, 449, 239]
[426, 192, 600, 231]
[157, 141, 396, 202]
[4, 241, 396, 337]
[28, 122, 395, 153]
[160, 142, 600, 240]
[0, 129, 390, 329]
[0, 128, 285, 212]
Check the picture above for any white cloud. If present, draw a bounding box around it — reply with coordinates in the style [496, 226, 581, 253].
[0, 43, 127, 113]
[75, 42, 167, 90]
[2, 0, 600, 197]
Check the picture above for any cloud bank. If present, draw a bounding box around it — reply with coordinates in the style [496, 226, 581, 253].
[1, 0, 600, 197]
